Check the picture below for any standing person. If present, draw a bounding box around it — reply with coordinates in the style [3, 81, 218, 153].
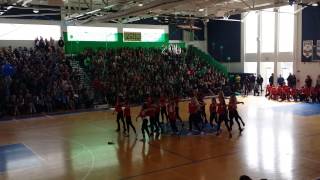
[316, 75, 320, 88]
[256, 75, 264, 93]
[277, 75, 285, 86]
[146, 97, 158, 135]
[243, 76, 250, 96]
[199, 97, 208, 124]
[188, 97, 201, 133]
[249, 75, 256, 93]
[209, 97, 218, 128]
[159, 95, 168, 123]
[167, 99, 178, 134]
[228, 95, 244, 135]
[124, 100, 137, 137]
[136, 104, 150, 142]
[292, 74, 297, 88]
[154, 98, 162, 133]
[305, 75, 313, 88]
[174, 95, 182, 122]
[287, 73, 294, 88]
[269, 73, 274, 86]
[216, 92, 232, 138]
[114, 97, 126, 133]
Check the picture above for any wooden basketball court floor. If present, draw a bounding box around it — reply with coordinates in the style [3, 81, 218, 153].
[1, 96, 320, 180]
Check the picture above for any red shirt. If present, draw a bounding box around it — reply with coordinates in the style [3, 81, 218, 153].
[160, 97, 166, 107]
[188, 103, 197, 114]
[174, 97, 179, 106]
[291, 88, 298, 96]
[139, 110, 146, 118]
[155, 104, 160, 113]
[115, 103, 122, 113]
[124, 105, 130, 117]
[145, 108, 155, 117]
[303, 87, 311, 96]
[167, 104, 176, 121]
[209, 103, 216, 113]
[217, 103, 226, 115]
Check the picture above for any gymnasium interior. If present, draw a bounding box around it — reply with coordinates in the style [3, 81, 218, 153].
[1, 0, 320, 179]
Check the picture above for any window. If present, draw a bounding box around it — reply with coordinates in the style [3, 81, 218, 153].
[244, 62, 257, 74]
[0, 23, 60, 40]
[279, 6, 294, 52]
[245, 11, 258, 53]
[261, 9, 275, 53]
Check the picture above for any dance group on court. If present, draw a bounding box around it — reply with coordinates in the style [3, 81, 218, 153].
[113, 91, 245, 141]
[266, 84, 320, 103]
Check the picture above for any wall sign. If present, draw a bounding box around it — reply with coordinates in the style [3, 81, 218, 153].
[123, 32, 142, 42]
[302, 40, 313, 59]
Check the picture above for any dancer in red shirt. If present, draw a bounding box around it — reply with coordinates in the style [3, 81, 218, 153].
[228, 95, 244, 134]
[160, 95, 168, 123]
[209, 97, 218, 127]
[146, 97, 158, 135]
[216, 92, 232, 138]
[136, 104, 150, 142]
[174, 96, 182, 122]
[167, 99, 178, 133]
[114, 97, 126, 133]
[188, 97, 201, 132]
[124, 100, 136, 137]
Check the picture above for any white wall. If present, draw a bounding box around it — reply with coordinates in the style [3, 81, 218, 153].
[0, 18, 169, 48]
[295, 9, 320, 87]
[0, 18, 61, 48]
[185, 41, 207, 53]
[222, 62, 244, 73]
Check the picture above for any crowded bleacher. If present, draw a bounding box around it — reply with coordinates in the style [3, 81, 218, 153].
[0, 38, 227, 116]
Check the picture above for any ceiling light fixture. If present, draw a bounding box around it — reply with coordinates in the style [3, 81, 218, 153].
[198, 8, 204, 12]
[138, 3, 143, 7]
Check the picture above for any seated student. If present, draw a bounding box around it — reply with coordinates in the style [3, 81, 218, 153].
[283, 86, 291, 101]
[270, 86, 278, 100]
[311, 87, 318, 103]
[290, 87, 299, 102]
[300, 86, 310, 102]
[265, 85, 272, 97]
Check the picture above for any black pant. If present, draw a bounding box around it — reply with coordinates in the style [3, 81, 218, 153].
[258, 84, 263, 92]
[149, 116, 159, 133]
[216, 113, 231, 133]
[116, 112, 126, 131]
[155, 112, 161, 128]
[160, 106, 168, 123]
[170, 120, 178, 132]
[189, 113, 201, 131]
[125, 116, 136, 134]
[175, 106, 182, 121]
[209, 112, 217, 127]
[141, 118, 150, 139]
[229, 110, 242, 131]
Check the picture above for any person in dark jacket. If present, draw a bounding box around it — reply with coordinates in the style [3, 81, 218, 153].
[305, 75, 312, 88]
[277, 75, 285, 86]
[269, 73, 274, 86]
[256, 75, 263, 93]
